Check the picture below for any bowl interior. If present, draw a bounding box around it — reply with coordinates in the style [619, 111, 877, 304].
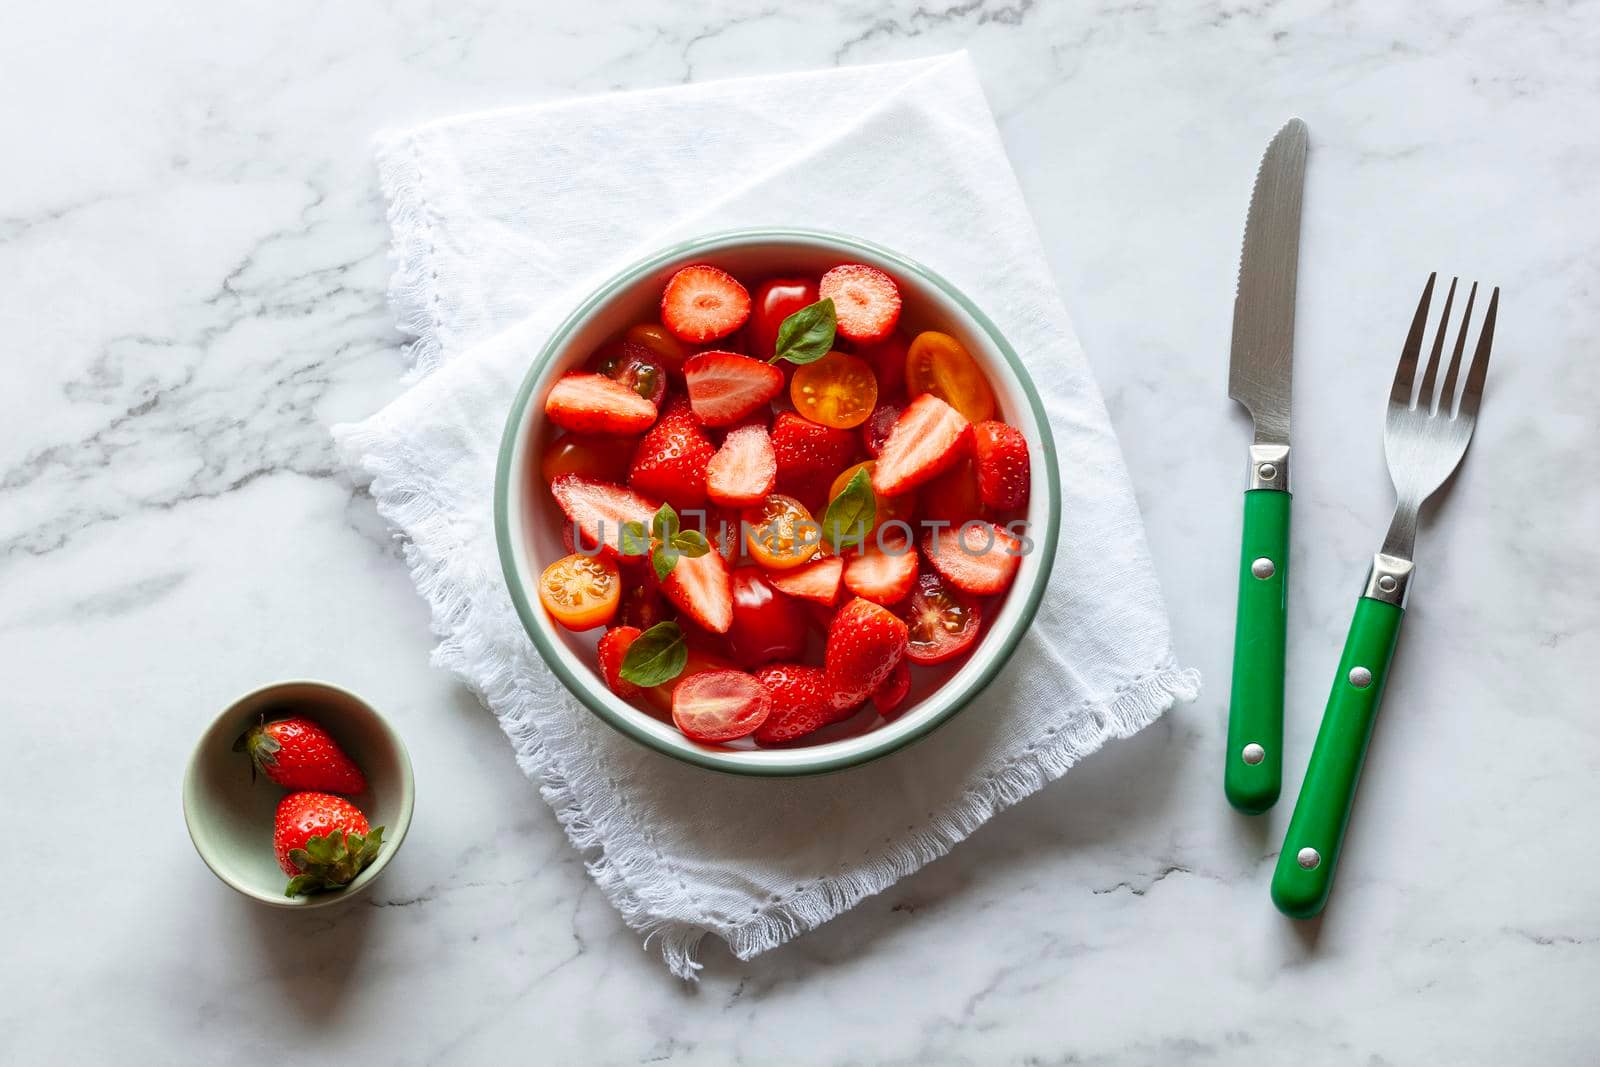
[183, 681, 414, 906]
[499, 230, 1059, 775]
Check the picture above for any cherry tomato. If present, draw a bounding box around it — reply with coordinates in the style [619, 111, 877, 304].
[541, 433, 635, 486]
[625, 322, 692, 375]
[899, 571, 982, 665]
[905, 331, 996, 424]
[643, 646, 738, 716]
[590, 339, 666, 406]
[853, 333, 908, 397]
[828, 461, 913, 534]
[538, 553, 621, 631]
[790, 351, 878, 429]
[727, 566, 808, 668]
[671, 669, 771, 742]
[742, 494, 821, 571]
[861, 403, 901, 458]
[750, 278, 820, 361]
[619, 581, 671, 631]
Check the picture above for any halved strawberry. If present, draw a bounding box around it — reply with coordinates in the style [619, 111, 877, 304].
[919, 458, 984, 529]
[872, 658, 912, 719]
[597, 625, 643, 699]
[767, 556, 843, 605]
[661, 265, 751, 344]
[705, 424, 776, 508]
[819, 264, 901, 343]
[871, 394, 974, 497]
[823, 597, 909, 711]
[860, 402, 902, 458]
[671, 669, 770, 742]
[771, 411, 859, 509]
[628, 398, 714, 509]
[753, 664, 839, 745]
[682, 351, 784, 427]
[922, 522, 1022, 595]
[972, 421, 1030, 510]
[659, 547, 734, 634]
[842, 535, 918, 605]
[545, 372, 659, 435]
[550, 474, 661, 557]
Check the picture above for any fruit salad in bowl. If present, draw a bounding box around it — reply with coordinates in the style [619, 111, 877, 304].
[495, 230, 1059, 775]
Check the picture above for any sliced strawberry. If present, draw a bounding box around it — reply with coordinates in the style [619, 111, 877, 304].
[753, 664, 839, 745]
[544, 372, 659, 435]
[628, 398, 715, 510]
[900, 570, 982, 665]
[872, 394, 974, 497]
[922, 522, 1022, 596]
[767, 556, 844, 605]
[597, 626, 643, 699]
[671, 669, 770, 742]
[842, 535, 919, 606]
[682, 350, 784, 427]
[972, 421, 1031, 510]
[823, 597, 909, 711]
[659, 547, 734, 634]
[771, 411, 859, 510]
[661, 265, 751, 344]
[550, 474, 661, 558]
[860, 402, 902, 458]
[853, 333, 908, 396]
[872, 658, 912, 719]
[705, 424, 776, 508]
[819, 264, 902, 343]
[919, 458, 984, 529]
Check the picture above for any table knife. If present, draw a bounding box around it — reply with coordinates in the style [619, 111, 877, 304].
[1224, 119, 1308, 814]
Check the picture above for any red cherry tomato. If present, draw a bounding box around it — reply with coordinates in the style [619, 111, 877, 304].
[749, 277, 820, 361]
[541, 434, 635, 486]
[671, 669, 771, 742]
[727, 566, 808, 668]
[589, 338, 667, 406]
[853, 333, 909, 398]
[899, 571, 982, 665]
[625, 322, 691, 376]
[642, 647, 737, 716]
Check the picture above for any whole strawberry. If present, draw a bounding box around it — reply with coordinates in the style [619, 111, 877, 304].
[274, 791, 385, 896]
[236, 716, 367, 794]
[824, 597, 910, 710]
[628, 397, 715, 509]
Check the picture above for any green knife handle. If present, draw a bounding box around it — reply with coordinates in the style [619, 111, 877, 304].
[1225, 488, 1291, 814]
[1271, 595, 1404, 918]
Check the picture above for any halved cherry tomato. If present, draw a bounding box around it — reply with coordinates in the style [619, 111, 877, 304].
[791, 351, 878, 429]
[590, 339, 666, 406]
[899, 571, 982, 664]
[905, 331, 996, 424]
[828, 460, 913, 535]
[625, 322, 692, 375]
[671, 669, 771, 742]
[541, 433, 635, 486]
[538, 553, 621, 631]
[750, 278, 820, 361]
[742, 494, 821, 571]
[643, 647, 737, 716]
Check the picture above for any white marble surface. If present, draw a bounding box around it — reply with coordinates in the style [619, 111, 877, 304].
[3, 1, 1596, 1063]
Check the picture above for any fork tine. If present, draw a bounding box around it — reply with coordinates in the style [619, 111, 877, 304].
[1439, 281, 1477, 415]
[1391, 273, 1436, 406]
[1416, 276, 1458, 411]
[1458, 286, 1499, 418]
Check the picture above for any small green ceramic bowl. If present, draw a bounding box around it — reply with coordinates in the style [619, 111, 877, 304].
[496, 229, 1060, 776]
[183, 681, 415, 907]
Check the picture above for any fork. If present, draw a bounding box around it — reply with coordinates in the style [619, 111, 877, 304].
[1271, 273, 1499, 918]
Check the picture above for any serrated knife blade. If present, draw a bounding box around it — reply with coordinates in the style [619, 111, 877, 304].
[1229, 118, 1308, 445]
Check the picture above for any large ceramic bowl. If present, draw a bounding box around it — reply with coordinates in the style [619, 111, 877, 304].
[496, 229, 1059, 775]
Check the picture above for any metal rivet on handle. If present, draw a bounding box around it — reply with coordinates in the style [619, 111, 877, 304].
[1241, 743, 1265, 765]
[1297, 847, 1321, 870]
[1251, 557, 1276, 580]
[1259, 463, 1278, 481]
[1377, 575, 1398, 593]
[1348, 666, 1373, 689]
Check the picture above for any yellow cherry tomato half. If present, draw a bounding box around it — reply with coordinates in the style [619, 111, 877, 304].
[742, 494, 822, 571]
[538, 553, 621, 631]
[828, 461, 913, 534]
[905, 331, 996, 424]
[790, 351, 879, 430]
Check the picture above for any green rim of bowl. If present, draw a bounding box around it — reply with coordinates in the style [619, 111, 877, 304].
[494, 228, 1060, 776]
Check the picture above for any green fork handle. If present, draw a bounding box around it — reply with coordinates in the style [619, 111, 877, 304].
[1271, 595, 1404, 918]
[1225, 488, 1291, 813]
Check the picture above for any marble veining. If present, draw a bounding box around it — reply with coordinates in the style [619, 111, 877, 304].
[2, 1, 1596, 1063]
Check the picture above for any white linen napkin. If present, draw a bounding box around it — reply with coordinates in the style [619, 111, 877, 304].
[335, 52, 1199, 978]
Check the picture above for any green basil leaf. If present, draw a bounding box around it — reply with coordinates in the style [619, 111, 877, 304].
[619, 622, 688, 687]
[651, 543, 678, 582]
[821, 467, 876, 552]
[618, 520, 650, 557]
[651, 503, 679, 543]
[670, 529, 710, 557]
[772, 298, 837, 366]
